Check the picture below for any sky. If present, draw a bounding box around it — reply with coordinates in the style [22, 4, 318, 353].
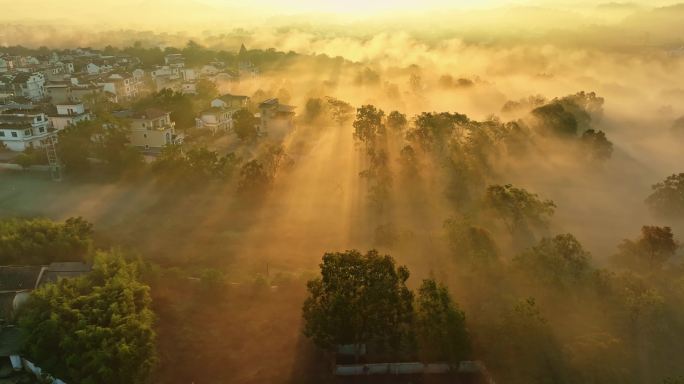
[195, 0, 512, 13]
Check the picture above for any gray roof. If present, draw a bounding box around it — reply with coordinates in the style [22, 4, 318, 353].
[0, 266, 43, 292]
[39, 262, 91, 286]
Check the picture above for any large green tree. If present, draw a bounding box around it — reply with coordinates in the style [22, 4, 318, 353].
[484, 184, 556, 236]
[302, 250, 414, 356]
[18, 251, 156, 384]
[415, 278, 470, 363]
[352, 104, 385, 148]
[616, 226, 679, 270]
[0, 217, 93, 264]
[645, 173, 684, 219]
[57, 122, 94, 173]
[514, 234, 592, 288]
[233, 109, 259, 141]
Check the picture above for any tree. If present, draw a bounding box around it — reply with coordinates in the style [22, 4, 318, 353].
[237, 160, 271, 196]
[133, 89, 195, 129]
[94, 121, 143, 175]
[444, 218, 499, 264]
[14, 152, 33, 170]
[672, 116, 684, 138]
[387, 111, 407, 131]
[302, 250, 414, 357]
[398, 144, 419, 177]
[258, 143, 292, 178]
[18, 251, 156, 384]
[415, 278, 470, 363]
[484, 184, 556, 234]
[196, 78, 218, 100]
[645, 173, 684, 219]
[616, 226, 679, 270]
[581, 129, 613, 161]
[531, 102, 578, 137]
[57, 122, 93, 173]
[0, 217, 93, 265]
[304, 97, 323, 122]
[407, 112, 469, 151]
[325, 97, 354, 125]
[556, 91, 604, 130]
[514, 234, 592, 287]
[233, 109, 259, 141]
[359, 149, 392, 211]
[484, 298, 567, 383]
[353, 104, 385, 148]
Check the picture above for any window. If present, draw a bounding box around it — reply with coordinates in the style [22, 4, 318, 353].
[25, 130, 31, 136]
[39, 127, 45, 133]
[0, 131, 4, 137]
[143, 133, 147, 138]
[11, 132, 18, 137]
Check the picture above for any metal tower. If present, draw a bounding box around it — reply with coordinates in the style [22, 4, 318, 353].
[45, 134, 62, 181]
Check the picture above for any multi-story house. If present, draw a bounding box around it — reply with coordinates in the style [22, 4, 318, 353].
[0, 111, 53, 151]
[49, 102, 91, 131]
[258, 98, 295, 133]
[6, 72, 46, 101]
[195, 107, 237, 134]
[115, 108, 180, 150]
[45, 83, 72, 104]
[211, 94, 250, 109]
[101, 73, 140, 101]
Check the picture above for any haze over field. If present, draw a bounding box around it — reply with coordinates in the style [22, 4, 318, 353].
[1, 1, 684, 383]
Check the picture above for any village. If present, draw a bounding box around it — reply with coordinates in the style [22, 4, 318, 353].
[0, 44, 295, 177]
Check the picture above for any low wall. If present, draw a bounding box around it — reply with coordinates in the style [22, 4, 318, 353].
[334, 362, 451, 376]
[0, 163, 51, 171]
[22, 357, 67, 384]
[334, 360, 496, 383]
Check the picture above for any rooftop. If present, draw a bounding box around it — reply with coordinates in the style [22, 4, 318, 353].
[131, 108, 170, 120]
[39, 262, 91, 286]
[0, 266, 42, 292]
[218, 94, 249, 102]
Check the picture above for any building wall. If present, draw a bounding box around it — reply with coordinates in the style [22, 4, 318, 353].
[0, 130, 50, 151]
[46, 86, 71, 104]
[49, 113, 90, 131]
[56, 104, 86, 115]
[129, 128, 173, 149]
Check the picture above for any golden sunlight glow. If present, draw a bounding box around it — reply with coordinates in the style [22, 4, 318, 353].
[198, 0, 509, 14]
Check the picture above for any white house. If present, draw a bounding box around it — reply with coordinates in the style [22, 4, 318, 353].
[195, 107, 238, 134]
[101, 73, 141, 101]
[10, 72, 45, 101]
[0, 112, 53, 151]
[49, 102, 91, 131]
[116, 108, 180, 150]
[132, 68, 145, 80]
[181, 68, 197, 82]
[211, 94, 250, 109]
[86, 63, 101, 75]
